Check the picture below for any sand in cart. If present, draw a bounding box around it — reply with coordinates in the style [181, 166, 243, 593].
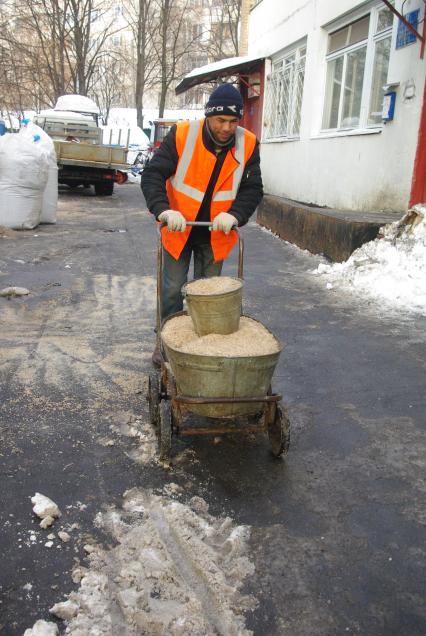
[162, 315, 280, 357]
[184, 276, 242, 295]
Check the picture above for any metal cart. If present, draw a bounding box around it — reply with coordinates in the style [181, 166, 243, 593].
[147, 222, 290, 462]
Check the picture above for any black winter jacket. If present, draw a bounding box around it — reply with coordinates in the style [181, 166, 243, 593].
[141, 120, 263, 244]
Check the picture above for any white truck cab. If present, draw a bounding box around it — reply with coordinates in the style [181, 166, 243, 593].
[34, 95, 128, 196]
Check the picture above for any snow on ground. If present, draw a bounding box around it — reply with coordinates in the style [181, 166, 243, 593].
[107, 107, 204, 130]
[26, 412, 255, 633]
[23, 620, 58, 635]
[43, 488, 255, 635]
[311, 206, 426, 315]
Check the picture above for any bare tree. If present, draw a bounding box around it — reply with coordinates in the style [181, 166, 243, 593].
[205, 0, 241, 61]
[126, 0, 158, 128]
[151, 0, 205, 117]
[0, 0, 72, 106]
[0, 0, 248, 120]
[65, 0, 125, 95]
[90, 50, 128, 123]
[0, 0, 126, 111]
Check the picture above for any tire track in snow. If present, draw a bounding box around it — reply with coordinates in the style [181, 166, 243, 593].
[144, 491, 245, 636]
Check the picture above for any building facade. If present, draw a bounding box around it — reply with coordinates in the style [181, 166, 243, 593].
[249, 0, 425, 212]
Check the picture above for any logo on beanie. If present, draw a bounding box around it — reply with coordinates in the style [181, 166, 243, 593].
[205, 104, 244, 117]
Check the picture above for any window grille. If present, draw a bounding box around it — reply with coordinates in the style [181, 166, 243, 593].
[264, 49, 305, 139]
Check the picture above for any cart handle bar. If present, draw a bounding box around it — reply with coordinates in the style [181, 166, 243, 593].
[159, 221, 235, 228]
[173, 394, 282, 405]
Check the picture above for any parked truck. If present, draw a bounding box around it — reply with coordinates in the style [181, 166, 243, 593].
[34, 95, 129, 196]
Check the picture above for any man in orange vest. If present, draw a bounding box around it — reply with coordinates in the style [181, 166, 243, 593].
[141, 84, 263, 365]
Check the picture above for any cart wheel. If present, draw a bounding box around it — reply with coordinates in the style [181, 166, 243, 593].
[159, 400, 172, 461]
[147, 371, 160, 428]
[268, 404, 290, 457]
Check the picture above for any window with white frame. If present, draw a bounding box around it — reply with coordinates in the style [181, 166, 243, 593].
[322, 4, 393, 130]
[264, 44, 306, 139]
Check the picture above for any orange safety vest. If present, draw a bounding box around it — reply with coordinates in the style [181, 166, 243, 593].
[161, 118, 257, 261]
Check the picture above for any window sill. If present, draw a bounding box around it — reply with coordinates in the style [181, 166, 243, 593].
[262, 136, 300, 143]
[311, 127, 383, 140]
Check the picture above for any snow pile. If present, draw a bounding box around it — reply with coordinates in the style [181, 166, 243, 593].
[23, 620, 58, 636]
[56, 488, 255, 635]
[313, 206, 426, 314]
[54, 94, 100, 115]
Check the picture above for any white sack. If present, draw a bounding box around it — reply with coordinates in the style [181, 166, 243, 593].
[22, 122, 58, 224]
[0, 182, 43, 229]
[0, 132, 49, 188]
[0, 127, 50, 229]
[20, 122, 56, 160]
[41, 163, 58, 224]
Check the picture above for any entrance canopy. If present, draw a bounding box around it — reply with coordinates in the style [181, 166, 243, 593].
[175, 53, 267, 95]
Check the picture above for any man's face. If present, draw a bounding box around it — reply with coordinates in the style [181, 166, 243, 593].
[207, 115, 239, 143]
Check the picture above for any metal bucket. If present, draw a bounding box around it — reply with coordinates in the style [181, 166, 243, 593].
[161, 314, 282, 418]
[183, 277, 243, 336]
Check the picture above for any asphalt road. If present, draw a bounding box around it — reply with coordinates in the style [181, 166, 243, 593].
[0, 182, 425, 635]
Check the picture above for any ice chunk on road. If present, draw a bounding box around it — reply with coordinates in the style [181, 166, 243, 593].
[40, 515, 55, 529]
[0, 286, 30, 297]
[23, 619, 59, 635]
[31, 493, 61, 526]
[50, 600, 79, 620]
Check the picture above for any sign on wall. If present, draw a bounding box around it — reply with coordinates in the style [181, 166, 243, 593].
[396, 9, 420, 48]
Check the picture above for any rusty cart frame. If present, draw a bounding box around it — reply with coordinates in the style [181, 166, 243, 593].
[147, 222, 290, 462]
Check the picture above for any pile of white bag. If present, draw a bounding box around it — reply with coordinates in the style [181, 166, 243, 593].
[0, 120, 58, 229]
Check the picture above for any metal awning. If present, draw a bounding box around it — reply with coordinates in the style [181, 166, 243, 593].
[175, 54, 267, 95]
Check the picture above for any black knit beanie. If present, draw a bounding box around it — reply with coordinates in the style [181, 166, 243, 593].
[205, 84, 244, 119]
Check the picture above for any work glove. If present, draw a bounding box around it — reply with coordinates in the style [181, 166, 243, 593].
[212, 212, 238, 235]
[158, 209, 187, 232]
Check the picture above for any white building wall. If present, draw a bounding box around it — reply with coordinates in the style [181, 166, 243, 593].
[249, 0, 426, 211]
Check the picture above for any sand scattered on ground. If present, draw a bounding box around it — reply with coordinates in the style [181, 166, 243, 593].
[185, 276, 242, 295]
[0, 225, 18, 238]
[162, 315, 280, 357]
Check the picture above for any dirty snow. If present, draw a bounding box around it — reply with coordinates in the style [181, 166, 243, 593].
[311, 206, 426, 315]
[0, 286, 30, 297]
[50, 488, 255, 635]
[111, 411, 158, 465]
[50, 600, 79, 620]
[23, 620, 59, 636]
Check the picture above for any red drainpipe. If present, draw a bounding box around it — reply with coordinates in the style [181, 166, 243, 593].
[409, 78, 426, 207]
